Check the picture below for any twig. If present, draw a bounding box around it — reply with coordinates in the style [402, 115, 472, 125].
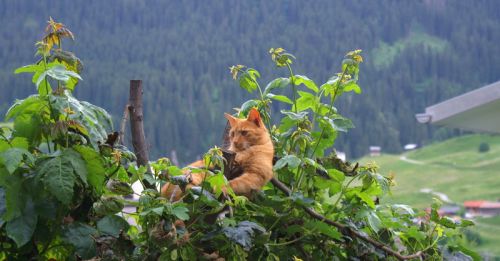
[119, 103, 130, 145]
[270, 177, 423, 260]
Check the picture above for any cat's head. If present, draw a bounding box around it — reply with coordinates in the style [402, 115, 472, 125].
[224, 108, 269, 152]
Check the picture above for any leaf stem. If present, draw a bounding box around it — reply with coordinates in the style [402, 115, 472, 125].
[266, 234, 306, 246]
[41, 55, 57, 152]
[330, 175, 357, 211]
[309, 69, 346, 159]
[286, 63, 298, 115]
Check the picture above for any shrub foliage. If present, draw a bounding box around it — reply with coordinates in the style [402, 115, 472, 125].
[0, 18, 478, 260]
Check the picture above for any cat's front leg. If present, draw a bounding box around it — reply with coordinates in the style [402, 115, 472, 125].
[228, 172, 267, 197]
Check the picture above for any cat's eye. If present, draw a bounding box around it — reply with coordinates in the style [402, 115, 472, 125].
[230, 131, 234, 137]
[240, 130, 248, 136]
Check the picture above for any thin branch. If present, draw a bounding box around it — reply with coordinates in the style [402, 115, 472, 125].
[119, 103, 129, 145]
[270, 177, 423, 261]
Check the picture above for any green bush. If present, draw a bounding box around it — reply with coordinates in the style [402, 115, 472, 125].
[478, 142, 490, 153]
[0, 18, 479, 260]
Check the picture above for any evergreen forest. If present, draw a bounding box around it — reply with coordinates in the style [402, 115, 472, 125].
[2, 0, 500, 162]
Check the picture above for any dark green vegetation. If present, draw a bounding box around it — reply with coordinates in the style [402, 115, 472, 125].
[360, 134, 500, 257]
[2, 1, 500, 162]
[0, 19, 477, 260]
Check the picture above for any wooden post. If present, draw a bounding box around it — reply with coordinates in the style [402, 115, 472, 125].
[128, 80, 155, 188]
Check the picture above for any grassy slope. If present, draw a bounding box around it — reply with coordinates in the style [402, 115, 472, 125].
[371, 32, 448, 68]
[359, 134, 500, 256]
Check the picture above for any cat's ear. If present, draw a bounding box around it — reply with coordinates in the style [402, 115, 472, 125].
[224, 113, 238, 127]
[247, 108, 262, 127]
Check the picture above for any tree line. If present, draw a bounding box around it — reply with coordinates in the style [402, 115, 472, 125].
[1, 0, 500, 162]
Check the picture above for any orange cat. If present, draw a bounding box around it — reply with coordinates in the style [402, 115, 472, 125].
[161, 108, 274, 200]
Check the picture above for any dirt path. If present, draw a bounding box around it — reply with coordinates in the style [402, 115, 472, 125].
[399, 155, 425, 165]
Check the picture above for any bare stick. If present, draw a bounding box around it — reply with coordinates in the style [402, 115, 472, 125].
[119, 104, 129, 146]
[128, 80, 155, 189]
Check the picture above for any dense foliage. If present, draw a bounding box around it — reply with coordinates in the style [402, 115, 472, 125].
[0, 19, 479, 260]
[2, 1, 500, 162]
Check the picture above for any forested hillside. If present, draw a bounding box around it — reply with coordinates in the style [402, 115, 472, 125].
[2, 0, 500, 162]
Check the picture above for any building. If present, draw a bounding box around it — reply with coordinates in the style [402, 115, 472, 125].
[415, 80, 500, 133]
[369, 146, 381, 156]
[464, 200, 500, 217]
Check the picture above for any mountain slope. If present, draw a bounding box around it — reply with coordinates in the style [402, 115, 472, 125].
[1, 1, 500, 162]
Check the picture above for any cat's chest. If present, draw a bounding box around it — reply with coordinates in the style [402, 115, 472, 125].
[235, 152, 253, 166]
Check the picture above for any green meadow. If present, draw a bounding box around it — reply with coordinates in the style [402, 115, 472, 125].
[360, 134, 500, 257]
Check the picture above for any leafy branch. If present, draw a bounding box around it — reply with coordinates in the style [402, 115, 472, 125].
[269, 177, 423, 260]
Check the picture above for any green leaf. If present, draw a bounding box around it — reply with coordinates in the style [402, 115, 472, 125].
[439, 216, 457, 229]
[305, 220, 341, 240]
[51, 92, 112, 147]
[295, 91, 316, 112]
[36, 64, 82, 88]
[406, 226, 425, 241]
[0, 173, 24, 221]
[106, 180, 133, 195]
[93, 196, 124, 216]
[273, 155, 301, 171]
[285, 224, 305, 236]
[150, 206, 165, 216]
[343, 81, 361, 94]
[74, 145, 106, 193]
[430, 208, 440, 222]
[290, 192, 314, 207]
[81, 100, 113, 132]
[452, 244, 482, 261]
[0, 140, 9, 153]
[222, 221, 265, 251]
[5, 96, 47, 146]
[431, 198, 442, 210]
[5, 95, 46, 121]
[366, 212, 382, 233]
[171, 205, 190, 221]
[266, 93, 293, 104]
[37, 77, 52, 95]
[263, 77, 290, 95]
[239, 69, 259, 93]
[302, 158, 328, 177]
[327, 169, 345, 182]
[62, 148, 88, 185]
[12, 114, 44, 146]
[313, 176, 330, 190]
[356, 191, 376, 209]
[458, 219, 474, 228]
[10, 137, 29, 150]
[97, 215, 130, 237]
[0, 148, 30, 174]
[247, 68, 260, 79]
[311, 127, 337, 158]
[281, 110, 309, 121]
[207, 172, 227, 197]
[63, 222, 98, 259]
[14, 64, 43, 74]
[292, 75, 319, 93]
[0, 188, 4, 227]
[238, 100, 259, 118]
[326, 115, 354, 132]
[38, 155, 76, 205]
[391, 204, 415, 216]
[320, 77, 339, 97]
[6, 198, 37, 247]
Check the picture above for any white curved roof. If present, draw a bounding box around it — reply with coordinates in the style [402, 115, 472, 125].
[416, 80, 500, 133]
